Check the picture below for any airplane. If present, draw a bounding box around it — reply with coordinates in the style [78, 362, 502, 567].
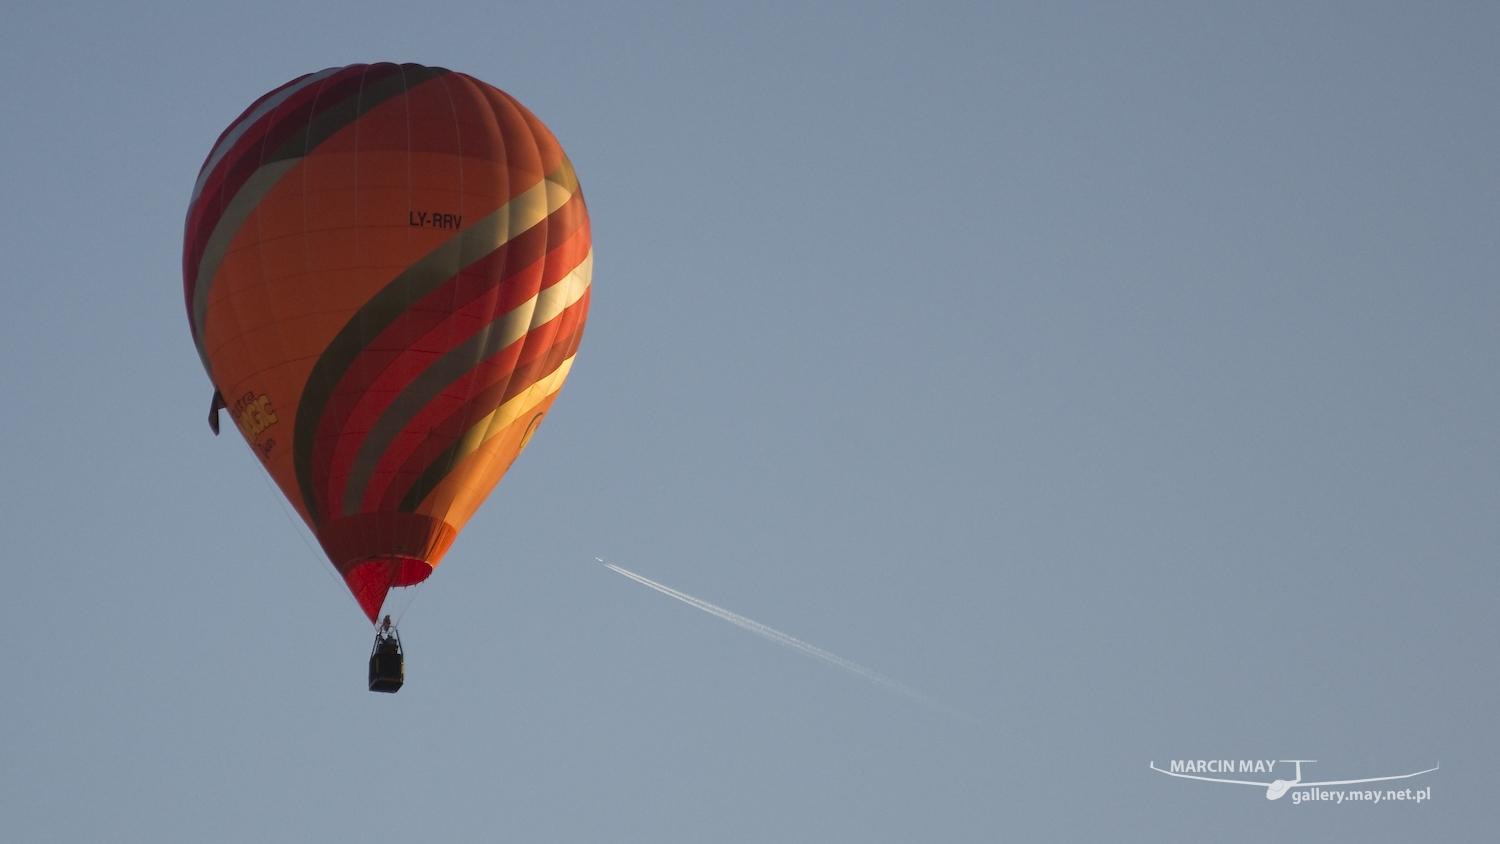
[1149, 759, 1439, 800]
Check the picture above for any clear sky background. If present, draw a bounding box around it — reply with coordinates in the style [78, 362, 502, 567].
[2, 2, 1496, 841]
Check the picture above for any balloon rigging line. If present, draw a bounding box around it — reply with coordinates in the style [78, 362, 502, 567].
[600, 559, 975, 723]
[246, 445, 424, 623]
[390, 577, 428, 625]
[248, 446, 360, 611]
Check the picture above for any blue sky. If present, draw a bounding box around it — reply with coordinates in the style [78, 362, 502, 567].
[2, 2, 1496, 840]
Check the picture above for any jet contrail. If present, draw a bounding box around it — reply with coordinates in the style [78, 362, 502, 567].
[601, 559, 963, 718]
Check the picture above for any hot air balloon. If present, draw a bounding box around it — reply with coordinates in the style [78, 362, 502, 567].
[184, 64, 591, 688]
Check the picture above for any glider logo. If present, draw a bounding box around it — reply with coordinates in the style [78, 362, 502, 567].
[1151, 759, 1438, 803]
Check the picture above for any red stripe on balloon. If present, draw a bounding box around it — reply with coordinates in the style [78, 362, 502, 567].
[309, 195, 589, 520]
[374, 295, 590, 512]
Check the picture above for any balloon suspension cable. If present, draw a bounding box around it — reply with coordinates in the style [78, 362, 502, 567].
[390, 575, 429, 627]
[247, 447, 361, 615]
[372, 615, 403, 655]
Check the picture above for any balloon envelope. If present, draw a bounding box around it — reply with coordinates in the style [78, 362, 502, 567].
[184, 64, 591, 621]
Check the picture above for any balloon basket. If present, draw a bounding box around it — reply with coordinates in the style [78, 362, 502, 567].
[368, 616, 404, 693]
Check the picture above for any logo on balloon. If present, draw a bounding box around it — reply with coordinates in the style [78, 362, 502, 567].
[232, 392, 279, 442]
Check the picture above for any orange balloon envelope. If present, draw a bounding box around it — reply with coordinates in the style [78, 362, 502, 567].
[184, 63, 591, 622]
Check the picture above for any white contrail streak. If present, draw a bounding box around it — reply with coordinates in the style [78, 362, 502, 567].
[601, 559, 944, 710]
